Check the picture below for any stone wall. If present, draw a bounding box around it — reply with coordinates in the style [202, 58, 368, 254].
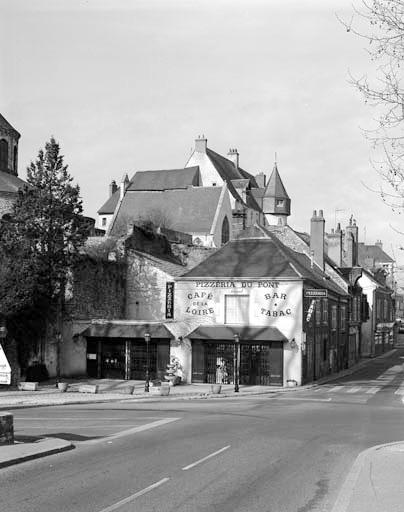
[66, 256, 126, 320]
[0, 192, 15, 218]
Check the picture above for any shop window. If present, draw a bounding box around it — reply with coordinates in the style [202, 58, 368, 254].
[322, 298, 328, 324]
[221, 216, 230, 245]
[0, 139, 8, 169]
[315, 299, 321, 325]
[340, 305, 346, 331]
[225, 295, 249, 324]
[331, 305, 337, 330]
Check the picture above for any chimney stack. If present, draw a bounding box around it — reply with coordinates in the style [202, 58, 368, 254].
[227, 148, 239, 169]
[109, 180, 118, 197]
[327, 223, 342, 267]
[195, 135, 207, 153]
[375, 239, 383, 250]
[344, 216, 359, 267]
[310, 209, 325, 271]
[120, 173, 129, 200]
[255, 172, 266, 188]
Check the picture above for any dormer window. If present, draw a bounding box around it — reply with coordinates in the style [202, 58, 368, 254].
[276, 199, 284, 207]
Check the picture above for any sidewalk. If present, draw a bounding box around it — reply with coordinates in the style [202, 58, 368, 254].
[331, 442, 404, 512]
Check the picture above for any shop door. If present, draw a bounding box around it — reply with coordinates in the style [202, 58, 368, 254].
[101, 341, 125, 379]
[206, 343, 234, 384]
[192, 341, 205, 383]
[240, 344, 273, 386]
[268, 342, 283, 385]
[130, 340, 158, 380]
[86, 340, 98, 378]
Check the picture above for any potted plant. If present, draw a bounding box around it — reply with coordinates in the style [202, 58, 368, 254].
[210, 384, 222, 394]
[57, 382, 69, 392]
[286, 379, 297, 387]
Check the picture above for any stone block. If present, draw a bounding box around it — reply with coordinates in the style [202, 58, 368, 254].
[18, 382, 39, 391]
[0, 412, 14, 444]
[78, 384, 98, 394]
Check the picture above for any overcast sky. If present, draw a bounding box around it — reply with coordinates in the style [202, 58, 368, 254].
[2, 0, 403, 265]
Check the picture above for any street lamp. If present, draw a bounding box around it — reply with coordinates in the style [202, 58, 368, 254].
[233, 333, 240, 393]
[144, 332, 150, 392]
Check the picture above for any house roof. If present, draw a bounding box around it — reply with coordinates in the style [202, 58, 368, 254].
[358, 243, 394, 265]
[0, 113, 20, 138]
[181, 234, 347, 295]
[0, 171, 27, 193]
[128, 166, 200, 191]
[264, 164, 289, 199]
[206, 148, 258, 188]
[110, 186, 224, 236]
[98, 189, 120, 215]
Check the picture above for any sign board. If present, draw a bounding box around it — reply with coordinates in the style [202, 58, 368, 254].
[166, 282, 175, 319]
[0, 344, 11, 385]
[304, 289, 328, 298]
[0, 326, 7, 339]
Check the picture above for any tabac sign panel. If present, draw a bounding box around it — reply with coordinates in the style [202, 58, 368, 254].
[166, 282, 175, 319]
[0, 344, 11, 385]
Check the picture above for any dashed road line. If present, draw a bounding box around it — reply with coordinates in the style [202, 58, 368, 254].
[97, 478, 170, 512]
[328, 386, 344, 393]
[182, 445, 231, 471]
[346, 387, 361, 394]
[365, 386, 380, 394]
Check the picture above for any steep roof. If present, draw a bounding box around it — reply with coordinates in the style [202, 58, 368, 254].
[358, 243, 394, 265]
[0, 113, 20, 138]
[264, 164, 289, 199]
[0, 170, 27, 193]
[181, 234, 347, 295]
[110, 187, 223, 236]
[206, 148, 258, 188]
[128, 166, 200, 191]
[98, 189, 120, 215]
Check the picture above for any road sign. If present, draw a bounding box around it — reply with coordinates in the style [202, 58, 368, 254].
[304, 289, 328, 298]
[0, 344, 11, 385]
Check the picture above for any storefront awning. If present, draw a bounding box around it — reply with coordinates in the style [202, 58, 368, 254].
[187, 325, 288, 342]
[376, 322, 395, 330]
[81, 322, 174, 339]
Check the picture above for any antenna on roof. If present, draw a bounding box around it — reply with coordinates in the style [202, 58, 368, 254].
[274, 152, 277, 165]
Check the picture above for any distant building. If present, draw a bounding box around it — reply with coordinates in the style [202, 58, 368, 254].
[0, 113, 26, 218]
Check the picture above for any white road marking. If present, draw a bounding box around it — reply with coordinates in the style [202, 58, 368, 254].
[394, 383, 404, 395]
[97, 477, 170, 512]
[346, 387, 361, 394]
[365, 387, 380, 394]
[328, 386, 344, 393]
[276, 397, 332, 402]
[84, 417, 180, 444]
[182, 445, 231, 471]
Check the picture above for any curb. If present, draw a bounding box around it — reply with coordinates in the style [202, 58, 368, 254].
[0, 438, 74, 469]
[330, 440, 404, 512]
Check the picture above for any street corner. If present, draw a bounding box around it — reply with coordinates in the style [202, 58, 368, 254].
[0, 436, 74, 469]
[331, 440, 404, 512]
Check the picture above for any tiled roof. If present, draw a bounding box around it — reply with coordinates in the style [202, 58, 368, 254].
[182, 234, 347, 296]
[358, 243, 394, 265]
[0, 113, 20, 138]
[97, 189, 120, 215]
[264, 164, 289, 199]
[110, 187, 223, 236]
[206, 148, 258, 188]
[0, 171, 27, 193]
[128, 166, 200, 191]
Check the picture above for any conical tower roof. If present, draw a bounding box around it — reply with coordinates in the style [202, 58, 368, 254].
[264, 163, 289, 200]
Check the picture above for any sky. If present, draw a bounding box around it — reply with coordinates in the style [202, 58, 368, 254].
[2, 0, 404, 266]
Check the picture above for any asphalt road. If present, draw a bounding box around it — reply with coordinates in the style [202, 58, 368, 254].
[2, 349, 404, 512]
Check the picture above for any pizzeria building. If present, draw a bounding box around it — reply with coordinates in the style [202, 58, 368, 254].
[174, 227, 350, 386]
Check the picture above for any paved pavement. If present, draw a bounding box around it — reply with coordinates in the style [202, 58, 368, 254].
[1, 348, 404, 511]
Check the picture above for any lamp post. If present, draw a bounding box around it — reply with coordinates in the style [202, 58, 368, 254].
[144, 333, 150, 392]
[233, 333, 240, 393]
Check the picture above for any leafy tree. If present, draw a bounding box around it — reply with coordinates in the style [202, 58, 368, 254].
[0, 137, 88, 369]
[340, 1, 404, 209]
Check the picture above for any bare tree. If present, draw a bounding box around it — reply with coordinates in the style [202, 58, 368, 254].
[340, 1, 404, 209]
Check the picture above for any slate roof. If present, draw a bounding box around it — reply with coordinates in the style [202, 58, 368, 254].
[0, 171, 27, 193]
[264, 164, 289, 199]
[358, 243, 394, 265]
[181, 234, 348, 295]
[0, 113, 20, 138]
[110, 187, 223, 236]
[98, 189, 120, 215]
[128, 166, 200, 191]
[206, 148, 258, 188]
